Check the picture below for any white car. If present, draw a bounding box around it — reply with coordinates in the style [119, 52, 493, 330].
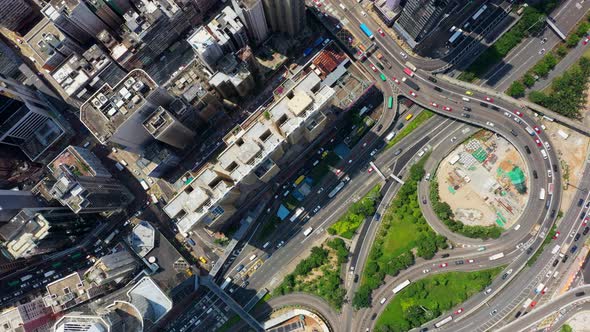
[422, 269, 430, 273]
[504, 112, 511, 118]
[313, 205, 321, 214]
[400, 52, 408, 59]
[485, 121, 495, 127]
[370, 149, 378, 156]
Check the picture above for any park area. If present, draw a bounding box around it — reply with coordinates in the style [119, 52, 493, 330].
[328, 185, 381, 239]
[375, 268, 502, 331]
[353, 156, 448, 309]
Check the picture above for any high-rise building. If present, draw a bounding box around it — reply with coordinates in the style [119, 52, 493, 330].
[232, 0, 269, 45]
[0, 37, 25, 81]
[143, 107, 196, 150]
[0, 0, 38, 33]
[79, 69, 174, 152]
[0, 297, 55, 332]
[47, 146, 134, 213]
[262, 0, 305, 37]
[188, 6, 249, 72]
[393, 0, 450, 48]
[0, 76, 67, 163]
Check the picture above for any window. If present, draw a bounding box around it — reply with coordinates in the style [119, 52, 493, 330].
[210, 206, 224, 219]
[259, 130, 271, 142]
[226, 161, 238, 172]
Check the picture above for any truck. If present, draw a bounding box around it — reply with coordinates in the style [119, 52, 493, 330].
[139, 179, 149, 191]
[403, 68, 415, 77]
[534, 283, 545, 294]
[303, 227, 314, 236]
[359, 23, 374, 39]
[525, 127, 535, 136]
[220, 277, 232, 290]
[558, 130, 569, 140]
[551, 245, 561, 255]
[290, 207, 305, 222]
[522, 298, 533, 308]
[488, 252, 504, 261]
[405, 62, 417, 71]
[385, 131, 396, 142]
[402, 77, 420, 91]
[20, 274, 33, 282]
[539, 188, 546, 200]
[44, 270, 55, 278]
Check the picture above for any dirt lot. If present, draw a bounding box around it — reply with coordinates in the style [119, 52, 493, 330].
[538, 116, 590, 216]
[437, 131, 529, 228]
[566, 311, 590, 331]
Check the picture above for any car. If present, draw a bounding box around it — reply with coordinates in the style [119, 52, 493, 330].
[409, 90, 417, 97]
[485, 96, 494, 102]
[546, 271, 553, 278]
[484, 288, 492, 295]
[394, 149, 402, 156]
[371, 313, 377, 320]
[514, 110, 523, 117]
[462, 106, 471, 112]
[584, 37, 590, 45]
[465, 90, 473, 96]
[354, 274, 359, 283]
[378, 28, 385, 37]
[575, 233, 581, 241]
[530, 300, 538, 307]
[455, 260, 464, 265]
[431, 102, 439, 108]
[422, 269, 430, 273]
[533, 126, 541, 133]
[236, 264, 245, 272]
[584, 227, 590, 235]
[515, 311, 522, 318]
[533, 170, 538, 178]
[450, 136, 457, 143]
[317, 187, 324, 194]
[441, 253, 450, 258]
[571, 245, 578, 253]
[490, 309, 498, 316]
[335, 168, 342, 175]
[504, 111, 512, 118]
[553, 231, 560, 240]
[467, 259, 475, 263]
[439, 263, 448, 268]
[370, 149, 378, 157]
[486, 121, 495, 127]
[538, 48, 546, 55]
[368, 167, 373, 174]
[276, 240, 285, 248]
[461, 113, 470, 118]
[313, 205, 321, 214]
[422, 196, 427, 204]
[525, 146, 531, 154]
[535, 138, 542, 147]
[547, 169, 552, 178]
[393, 77, 400, 84]
[562, 255, 569, 263]
[454, 308, 464, 315]
[400, 52, 408, 59]
[442, 106, 452, 111]
[370, 64, 377, 72]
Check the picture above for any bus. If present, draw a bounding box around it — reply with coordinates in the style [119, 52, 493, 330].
[472, 5, 488, 21]
[539, 188, 546, 200]
[403, 68, 415, 77]
[52, 262, 62, 269]
[405, 113, 413, 121]
[360, 23, 374, 39]
[387, 96, 394, 109]
[488, 252, 504, 261]
[434, 316, 453, 328]
[379, 73, 387, 81]
[290, 207, 305, 222]
[221, 277, 232, 290]
[8, 280, 19, 287]
[392, 280, 411, 294]
[448, 29, 463, 45]
[328, 181, 346, 198]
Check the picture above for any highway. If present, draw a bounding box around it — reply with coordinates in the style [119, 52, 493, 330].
[482, 0, 590, 91]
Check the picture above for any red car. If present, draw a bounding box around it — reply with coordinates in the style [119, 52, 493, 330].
[410, 91, 417, 97]
[533, 126, 541, 133]
[393, 77, 400, 84]
[454, 308, 464, 315]
[335, 169, 342, 175]
[368, 167, 373, 174]
[485, 96, 494, 102]
[378, 28, 385, 37]
[514, 110, 523, 117]
[439, 263, 448, 268]
[541, 287, 548, 295]
[370, 64, 377, 72]
[530, 301, 537, 308]
[535, 138, 542, 147]
[584, 217, 589, 225]
[553, 231, 560, 240]
[431, 102, 439, 108]
[443, 106, 452, 111]
[584, 37, 589, 45]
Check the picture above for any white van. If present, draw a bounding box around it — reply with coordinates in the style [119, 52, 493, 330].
[119, 159, 128, 166]
[263, 242, 270, 249]
[303, 227, 313, 236]
[461, 97, 470, 102]
[514, 224, 521, 231]
[540, 149, 548, 159]
[380, 298, 387, 305]
[249, 254, 257, 261]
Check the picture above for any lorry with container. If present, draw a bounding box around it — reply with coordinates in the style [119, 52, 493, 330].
[402, 77, 420, 91]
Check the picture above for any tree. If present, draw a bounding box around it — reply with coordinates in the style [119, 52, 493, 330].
[522, 73, 536, 87]
[352, 285, 371, 309]
[507, 81, 526, 98]
[560, 324, 573, 332]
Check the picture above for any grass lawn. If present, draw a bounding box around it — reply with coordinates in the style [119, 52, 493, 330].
[376, 267, 503, 331]
[328, 184, 381, 239]
[386, 110, 434, 149]
[527, 224, 557, 267]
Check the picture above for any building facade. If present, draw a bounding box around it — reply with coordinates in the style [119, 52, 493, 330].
[393, 0, 450, 48]
[232, 0, 269, 45]
[262, 0, 305, 37]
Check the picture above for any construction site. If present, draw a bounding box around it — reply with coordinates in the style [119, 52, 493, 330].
[437, 131, 530, 228]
